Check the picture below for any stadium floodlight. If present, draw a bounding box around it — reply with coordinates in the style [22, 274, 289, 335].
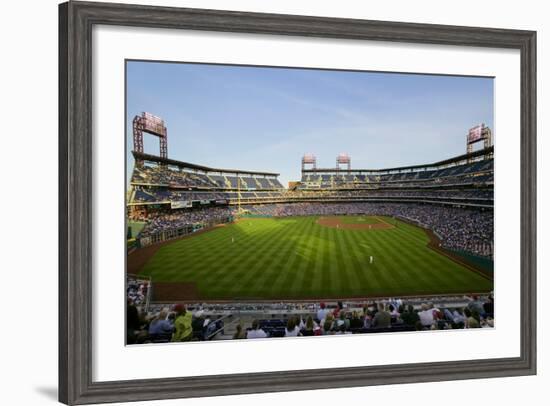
[302, 153, 317, 171]
[133, 112, 168, 166]
[336, 153, 351, 170]
[466, 124, 492, 159]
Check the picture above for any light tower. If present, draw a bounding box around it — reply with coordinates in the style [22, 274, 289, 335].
[302, 153, 317, 183]
[133, 112, 168, 167]
[301, 153, 317, 171]
[336, 153, 351, 170]
[466, 123, 492, 161]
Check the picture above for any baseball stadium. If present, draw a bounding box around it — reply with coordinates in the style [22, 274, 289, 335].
[126, 112, 494, 343]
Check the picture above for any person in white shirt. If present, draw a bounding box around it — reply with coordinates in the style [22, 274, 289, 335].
[246, 320, 268, 339]
[317, 302, 329, 322]
[417, 303, 435, 328]
[285, 318, 302, 337]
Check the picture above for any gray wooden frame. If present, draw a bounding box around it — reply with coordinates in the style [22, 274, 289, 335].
[59, 1, 537, 404]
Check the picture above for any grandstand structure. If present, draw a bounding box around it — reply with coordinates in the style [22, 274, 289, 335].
[128, 151, 284, 214]
[128, 146, 493, 215]
[296, 147, 493, 208]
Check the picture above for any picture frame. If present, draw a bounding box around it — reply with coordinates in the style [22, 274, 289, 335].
[59, 1, 536, 404]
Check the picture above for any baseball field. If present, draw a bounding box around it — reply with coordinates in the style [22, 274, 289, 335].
[137, 215, 493, 300]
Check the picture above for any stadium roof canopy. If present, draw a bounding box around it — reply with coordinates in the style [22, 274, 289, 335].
[132, 151, 280, 177]
[302, 146, 494, 174]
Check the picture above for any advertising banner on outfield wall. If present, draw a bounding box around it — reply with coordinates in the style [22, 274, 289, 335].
[171, 200, 192, 209]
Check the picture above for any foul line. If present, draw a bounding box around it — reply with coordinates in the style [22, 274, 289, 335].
[374, 216, 395, 228]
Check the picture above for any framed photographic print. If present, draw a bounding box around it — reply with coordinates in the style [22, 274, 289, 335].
[59, 1, 536, 404]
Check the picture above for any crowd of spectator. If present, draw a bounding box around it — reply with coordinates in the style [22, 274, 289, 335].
[398, 204, 494, 257]
[291, 189, 494, 199]
[300, 174, 493, 190]
[127, 294, 495, 344]
[132, 165, 217, 188]
[136, 206, 233, 238]
[133, 187, 493, 204]
[132, 165, 283, 190]
[126, 275, 150, 306]
[127, 302, 226, 344]
[133, 189, 228, 203]
[300, 158, 493, 189]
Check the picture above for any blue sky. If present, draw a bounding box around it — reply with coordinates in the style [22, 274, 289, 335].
[126, 61, 493, 187]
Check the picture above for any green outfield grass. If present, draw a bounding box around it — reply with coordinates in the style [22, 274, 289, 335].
[338, 215, 382, 225]
[139, 216, 493, 300]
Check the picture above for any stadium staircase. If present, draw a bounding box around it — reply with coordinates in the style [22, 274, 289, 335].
[206, 174, 217, 185]
[128, 188, 136, 203]
[268, 179, 278, 189]
[223, 176, 232, 189]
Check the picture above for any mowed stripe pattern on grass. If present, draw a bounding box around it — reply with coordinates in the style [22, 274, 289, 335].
[139, 216, 493, 300]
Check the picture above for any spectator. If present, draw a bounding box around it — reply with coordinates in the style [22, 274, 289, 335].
[481, 317, 494, 328]
[247, 320, 268, 339]
[317, 302, 329, 322]
[372, 303, 391, 328]
[233, 324, 247, 339]
[335, 312, 350, 332]
[148, 310, 174, 336]
[322, 314, 334, 335]
[418, 303, 435, 328]
[333, 301, 344, 318]
[127, 299, 141, 344]
[363, 311, 374, 329]
[401, 304, 419, 327]
[349, 311, 364, 329]
[464, 308, 481, 329]
[171, 304, 193, 342]
[285, 317, 301, 337]
[301, 316, 316, 336]
[388, 304, 400, 318]
[467, 295, 486, 317]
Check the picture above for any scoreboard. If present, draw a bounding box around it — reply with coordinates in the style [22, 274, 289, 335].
[468, 124, 485, 144]
[142, 112, 166, 136]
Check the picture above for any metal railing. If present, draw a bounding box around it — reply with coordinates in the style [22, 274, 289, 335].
[205, 315, 240, 340]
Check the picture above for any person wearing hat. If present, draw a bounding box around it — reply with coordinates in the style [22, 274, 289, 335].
[171, 304, 193, 342]
[316, 302, 329, 323]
